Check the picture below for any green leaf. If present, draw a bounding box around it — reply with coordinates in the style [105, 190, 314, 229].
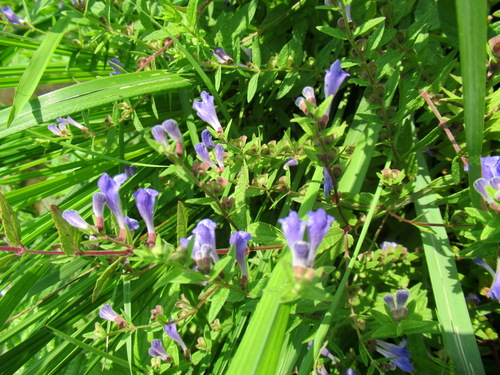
[208, 287, 230, 323]
[0, 70, 194, 139]
[354, 17, 386, 36]
[177, 200, 188, 246]
[233, 162, 249, 229]
[252, 37, 261, 68]
[92, 257, 122, 303]
[366, 20, 385, 51]
[247, 222, 282, 245]
[187, 0, 199, 30]
[414, 149, 484, 375]
[50, 205, 77, 256]
[7, 17, 70, 127]
[227, 258, 291, 375]
[456, 0, 487, 208]
[316, 26, 347, 40]
[0, 192, 22, 247]
[46, 326, 138, 370]
[247, 73, 259, 103]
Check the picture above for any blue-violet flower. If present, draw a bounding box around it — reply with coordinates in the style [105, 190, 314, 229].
[374, 339, 414, 372]
[99, 304, 127, 328]
[279, 209, 335, 273]
[149, 339, 171, 362]
[323, 167, 333, 197]
[62, 210, 91, 230]
[383, 289, 410, 321]
[133, 188, 159, 244]
[108, 57, 124, 76]
[98, 173, 128, 239]
[92, 192, 106, 230]
[474, 257, 500, 301]
[164, 321, 189, 357]
[2, 7, 23, 26]
[193, 91, 223, 132]
[230, 231, 252, 278]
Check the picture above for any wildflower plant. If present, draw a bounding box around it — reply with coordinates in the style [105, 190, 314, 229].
[0, 1, 498, 374]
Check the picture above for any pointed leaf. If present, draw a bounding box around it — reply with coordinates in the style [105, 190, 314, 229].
[0, 192, 22, 246]
[50, 205, 77, 256]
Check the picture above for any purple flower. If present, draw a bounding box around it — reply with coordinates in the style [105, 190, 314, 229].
[381, 241, 399, 250]
[279, 209, 335, 268]
[162, 119, 183, 143]
[324, 60, 350, 99]
[212, 47, 233, 64]
[201, 129, 215, 148]
[324, 60, 349, 118]
[323, 167, 333, 197]
[124, 165, 137, 178]
[1, 7, 23, 26]
[383, 290, 410, 321]
[192, 219, 219, 263]
[133, 188, 159, 243]
[283, 158, 298, 170]
[56, 116, 87, 132]
[151, 125, 168, 146]
[480, 156, 500, 180]
[474, 257, 500, 301]
[92, 193, 106, 218]
[375, 339, 414, 372]
[344, 369, 356, 375]
[99, 304, 126, 328]
[108, 57, 124, 76]
[164, 322, 188, 355]
[215, 144, 225, 169]
[195, 143, 217, 168]
[99, 304, 119, 321]
[98, 173, 128, 236]
[62, 210, 91, 230]
[193, 91, 223, 132]
[48, 124, 65, 137]
[125, 217, 139, 231]
[295, 96, 309, 116]
[92, 192, 106, 230]
[302, 86, 316, 105]
[149, 339, 171, 361]
[307, 341, 338, 362]
[230, 231, 252, 277]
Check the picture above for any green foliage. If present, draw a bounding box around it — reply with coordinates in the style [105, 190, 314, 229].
[1, 0, 499, 374]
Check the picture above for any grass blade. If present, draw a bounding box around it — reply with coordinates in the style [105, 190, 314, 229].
[414, 149, 484, 375]
[7, 16, 70, 127]
[455, 0, 487, 208]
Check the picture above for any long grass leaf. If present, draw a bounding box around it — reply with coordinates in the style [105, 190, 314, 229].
[455, 0, 487, 208]
[414, 149, 484, 375]
[7, 16, 70, 127]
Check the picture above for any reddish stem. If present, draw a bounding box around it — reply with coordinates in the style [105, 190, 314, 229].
[0, 246, 132, 256]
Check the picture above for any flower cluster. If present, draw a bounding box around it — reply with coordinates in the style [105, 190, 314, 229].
[151, 119, 184, 157]
[181, 219, 251, 277]
[48, 116, 88, 136]
[472, 156, 500, 213]
[62, 172, 159, 246]
[383, 289, 410, 321]
[194, 130, 225, 172]
[279, 209, 335, 279]
[295, 60, 349, 123]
